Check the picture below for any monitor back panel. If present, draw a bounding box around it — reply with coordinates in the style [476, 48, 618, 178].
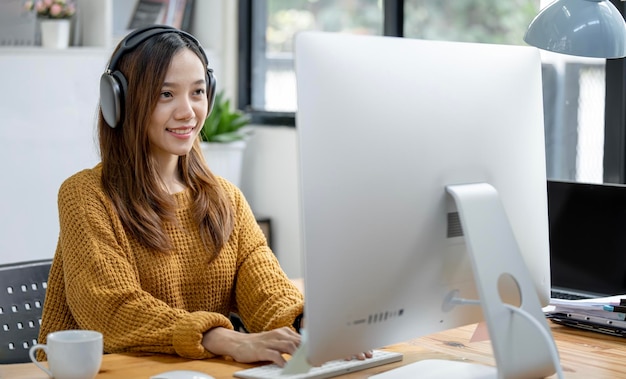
[295, 31, 549, 365]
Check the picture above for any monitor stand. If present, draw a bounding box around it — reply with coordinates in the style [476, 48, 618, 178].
[373, 183, 561, 379]
[287, 182, 561, 379]
[447, 183, 558, 376]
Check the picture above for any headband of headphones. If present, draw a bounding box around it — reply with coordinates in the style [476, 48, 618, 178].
[100, 25, 216, 128]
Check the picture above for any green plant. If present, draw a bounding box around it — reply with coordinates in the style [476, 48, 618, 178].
[200, 91, 251, 143]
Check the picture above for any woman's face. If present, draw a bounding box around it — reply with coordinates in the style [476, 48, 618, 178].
[147, 48, 208, 163]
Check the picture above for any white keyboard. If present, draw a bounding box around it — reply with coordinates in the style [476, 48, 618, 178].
[233, 350, 403, 379]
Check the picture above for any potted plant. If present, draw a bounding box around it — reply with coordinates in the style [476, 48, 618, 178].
[200, 90, 252, 187]
[24, 0, 76, 49]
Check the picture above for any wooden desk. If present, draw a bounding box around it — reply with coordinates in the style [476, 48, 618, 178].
[2, 321, 625, 378]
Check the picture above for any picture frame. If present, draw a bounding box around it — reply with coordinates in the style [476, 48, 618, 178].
[256, 218, 273, 250]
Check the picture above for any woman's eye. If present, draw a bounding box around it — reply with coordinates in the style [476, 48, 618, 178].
[160, 91, 173, 98]
[194, 88, 206, 95]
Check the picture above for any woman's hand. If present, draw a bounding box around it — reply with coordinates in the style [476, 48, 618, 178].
[202, 326, 301, 367]
[346, 350, 374, 361]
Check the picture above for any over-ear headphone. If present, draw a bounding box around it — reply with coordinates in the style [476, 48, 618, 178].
[100, 25, 217, 129]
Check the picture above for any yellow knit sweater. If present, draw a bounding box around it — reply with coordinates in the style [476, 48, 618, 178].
[38, 164, 304, 359]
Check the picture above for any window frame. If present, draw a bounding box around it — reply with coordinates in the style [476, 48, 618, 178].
[604, 0, 626, 183]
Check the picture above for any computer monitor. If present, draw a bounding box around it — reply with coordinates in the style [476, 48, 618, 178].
[294, 32, 559, 378]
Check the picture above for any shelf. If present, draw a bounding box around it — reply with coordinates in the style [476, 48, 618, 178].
[0, 46, 111, 56]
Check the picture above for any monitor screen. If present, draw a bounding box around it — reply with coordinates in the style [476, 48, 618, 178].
[548, 179, 626, 297]
[294, 31, 552, 375]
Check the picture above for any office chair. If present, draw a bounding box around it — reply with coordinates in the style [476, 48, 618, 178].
[0, 259, 51, 364]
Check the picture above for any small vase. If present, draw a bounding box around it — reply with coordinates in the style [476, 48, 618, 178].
[40, 19, 71, 49]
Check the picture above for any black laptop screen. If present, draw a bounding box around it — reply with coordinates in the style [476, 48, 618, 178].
[548, 180, 626, 297]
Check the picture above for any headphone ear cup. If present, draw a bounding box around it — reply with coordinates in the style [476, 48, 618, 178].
[100, 70, 128, 128]
[206, 68, 217, 116]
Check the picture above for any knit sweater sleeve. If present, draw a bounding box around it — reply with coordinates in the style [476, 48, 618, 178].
[39, 168, 232, 359]
[222, 179, 305, 333]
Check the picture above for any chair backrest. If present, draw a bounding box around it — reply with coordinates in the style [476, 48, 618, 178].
[0, 259, 52, 364]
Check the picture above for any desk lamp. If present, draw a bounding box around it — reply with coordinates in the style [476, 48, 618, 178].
[524, 0, 626, 58]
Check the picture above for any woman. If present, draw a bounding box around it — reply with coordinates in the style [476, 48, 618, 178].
[38, 25, 303, 367]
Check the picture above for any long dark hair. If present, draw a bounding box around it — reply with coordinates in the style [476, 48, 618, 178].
[98, 31, 234, 256]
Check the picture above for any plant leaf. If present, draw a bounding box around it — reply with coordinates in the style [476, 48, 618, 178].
[200, 90, 250, 142]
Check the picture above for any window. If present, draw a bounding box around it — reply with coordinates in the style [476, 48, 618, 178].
[239, 0, 383, 124]
[403, 1, 536, 45]
[239, 0, 626, 183]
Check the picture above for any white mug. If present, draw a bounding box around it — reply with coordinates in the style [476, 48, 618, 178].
[29, 330, 103, 379]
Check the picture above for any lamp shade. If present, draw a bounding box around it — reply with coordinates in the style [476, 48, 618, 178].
[524, 0, 626, 58]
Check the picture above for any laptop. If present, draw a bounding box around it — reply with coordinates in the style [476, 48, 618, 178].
[546, 312, 626, 337]
[547, 179, 626, 300]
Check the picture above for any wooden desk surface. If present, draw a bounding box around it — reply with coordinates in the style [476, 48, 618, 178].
[2, 321, 625, 379]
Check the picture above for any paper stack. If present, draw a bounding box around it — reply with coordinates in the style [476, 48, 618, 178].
[544, 295, 626, 337]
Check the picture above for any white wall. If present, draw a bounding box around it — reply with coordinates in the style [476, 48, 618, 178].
[0, 48, 105, 264]
[191, 0, 238, 100]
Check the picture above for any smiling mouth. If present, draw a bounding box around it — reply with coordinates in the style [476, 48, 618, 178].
[166, 127, 195, 135]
